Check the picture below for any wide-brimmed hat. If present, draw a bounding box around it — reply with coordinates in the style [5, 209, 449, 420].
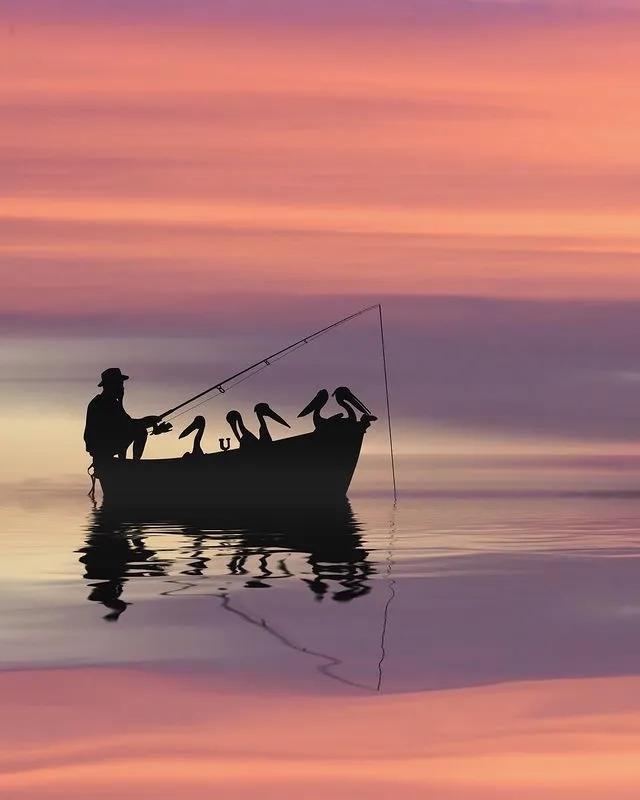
[98, 367, 130, 387]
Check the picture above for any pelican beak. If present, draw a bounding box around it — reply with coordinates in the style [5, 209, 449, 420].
[298, 398, 316, 418]
[344, 388, 373, 415]
[179, 419, 199, 438]
[265, 406, 291, 427]
[298, 389, 328, 417]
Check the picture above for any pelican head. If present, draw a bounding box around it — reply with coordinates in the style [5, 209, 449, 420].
[298, 389, 329, 418]
[178, 414, 206, 456]
[226, 410, 258, 447]
[226, 410, 241, 425]
[255, 403, 290, 428]
[225, 409, 244, 442]
[297, 389, 339, 429]
[332, 387, 377, 422]
[179, 415, 205, 439]
[225, 409, 242, 439]
[254, 402, 290, 442]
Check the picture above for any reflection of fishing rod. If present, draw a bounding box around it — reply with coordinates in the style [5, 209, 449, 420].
[156, 304, 397, 499]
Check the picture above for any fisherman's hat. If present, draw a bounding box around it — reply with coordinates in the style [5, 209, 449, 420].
[98, 367, 130, 387]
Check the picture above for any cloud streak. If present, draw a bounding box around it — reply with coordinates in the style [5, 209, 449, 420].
[3, 16, 640, 305]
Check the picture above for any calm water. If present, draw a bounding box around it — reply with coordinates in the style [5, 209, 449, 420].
[5, 468, 640, 796]
[4, 340, 640, 796]
[4, 481, 640, 693]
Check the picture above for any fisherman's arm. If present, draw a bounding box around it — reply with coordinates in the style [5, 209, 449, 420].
[135, 415, 173, 434]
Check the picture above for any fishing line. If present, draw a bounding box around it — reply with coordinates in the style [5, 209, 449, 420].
[378, 304, 397, 504]
[219, 591, 375, 692]
[376, 503, 398, 692]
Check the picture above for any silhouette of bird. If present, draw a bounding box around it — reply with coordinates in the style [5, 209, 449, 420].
[298, 389, 343, 430]
[254, 402, 290, 443]
[332, 387, 377, 423]
[179, 415, 206, 456]
[226, 410, 259, 448]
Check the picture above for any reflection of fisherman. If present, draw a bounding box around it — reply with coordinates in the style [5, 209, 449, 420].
[81, 507, 171, 621]
[84, 367, 170, 461]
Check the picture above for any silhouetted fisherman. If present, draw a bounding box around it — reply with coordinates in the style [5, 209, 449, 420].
[84, 367, 170, 462]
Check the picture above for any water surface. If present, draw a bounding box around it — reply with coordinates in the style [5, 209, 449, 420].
[3, 349, 640, 796]
[4, 481, 640, 694]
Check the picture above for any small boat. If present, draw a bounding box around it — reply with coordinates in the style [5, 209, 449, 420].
[91, 305, 396, 508]
[96, 417, 371, 507]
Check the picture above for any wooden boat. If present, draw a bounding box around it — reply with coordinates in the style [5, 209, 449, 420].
[95, 418, 370, 508]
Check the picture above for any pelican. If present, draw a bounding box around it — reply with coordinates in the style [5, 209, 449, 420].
[226, 410, 259, 448]
[298, 389, 343, 429]
[254, 402, 290, 443]
[178, 415, 206, 457]
[332, 386, 377, 423]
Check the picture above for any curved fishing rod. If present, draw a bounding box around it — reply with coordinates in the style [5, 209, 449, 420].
[158, 304, 380, 420]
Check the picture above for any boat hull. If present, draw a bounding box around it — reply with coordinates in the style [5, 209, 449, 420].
[95, 419, 368, 508]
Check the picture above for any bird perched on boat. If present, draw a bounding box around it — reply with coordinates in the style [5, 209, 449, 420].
[298, 387, 377, 430]
[297, 389, 343, 430]
[254, 403, 290, 443]
[332, 387, 377, 423]
[178, 415, 206, 457]
[226, 410, 259, 448]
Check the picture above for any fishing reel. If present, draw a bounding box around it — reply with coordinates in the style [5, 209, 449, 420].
[151, 421, 173, 436]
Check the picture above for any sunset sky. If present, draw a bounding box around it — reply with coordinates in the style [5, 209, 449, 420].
[5, 11, 640, 797]
[4, 0, 640, 322]
[4, 1, 640, 481]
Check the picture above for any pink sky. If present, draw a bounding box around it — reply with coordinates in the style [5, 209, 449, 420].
[4, 6, 640, 459]
[3, 14, 640, 796]
[3, 8, 640, 319]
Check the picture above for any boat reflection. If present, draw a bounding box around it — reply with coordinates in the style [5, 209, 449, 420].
[78, 509, 173, 621]
[79, 500, 374, 620]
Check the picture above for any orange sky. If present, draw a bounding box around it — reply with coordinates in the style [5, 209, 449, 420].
[3, 14, 640, 315]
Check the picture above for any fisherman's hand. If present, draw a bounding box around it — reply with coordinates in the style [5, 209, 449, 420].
[140, 414, 163, 428]
[151, 421, 173, 436]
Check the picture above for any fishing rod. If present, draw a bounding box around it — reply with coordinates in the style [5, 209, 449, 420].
[157, 303, 397, 500]
[159, 304, 379, 419]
